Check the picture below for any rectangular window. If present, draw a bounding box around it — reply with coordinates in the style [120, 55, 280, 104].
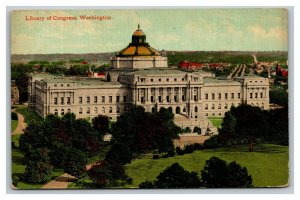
[194, 95, 197, 101]
[225, 93, 228, 100]
[79, 97, 82, 104]
[123, 96, 127, 102]
[61, 97, 64, 105]
[250, 93, 253, 99]
[67, 97, 71, 105]
[255, 93, 258, 98]
[238, 93, 241, 98]
[218, 93, 221, 100]
[87, 96, 90, 104]
[141, 97, 145, 103]
[94, 96, 97, 103]
[182, 95, 186, 101]
[54, 97, 58, 105]
[67, 84, 70, 87]
[159, 96, 162, 102]
[109, 96, 112, 103]
[116, 96, 120, 102]
[102, 96, 105, 103]
[231, 93, 234, 99]
[205, 94, 208, 100]
[212, 93, 215, 100]
[261, 92, 263, 98]
[151, 96, 154, 103]
[166, 96, 170, 102]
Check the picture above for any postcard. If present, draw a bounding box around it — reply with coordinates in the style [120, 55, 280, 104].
[10, 8, 289, 189]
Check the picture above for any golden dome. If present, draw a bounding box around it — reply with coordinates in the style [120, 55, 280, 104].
[117, 25, 160, 57]
[132, 30, 145, 36]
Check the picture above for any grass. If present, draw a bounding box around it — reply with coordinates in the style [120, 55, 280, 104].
[124, 144, 288, 188]
[15, 107, 42, 123]
[11, 135, 64, 189]
[208, 117, 223, 128]
[11, 120, 18, 133]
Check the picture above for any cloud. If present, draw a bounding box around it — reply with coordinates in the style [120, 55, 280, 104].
[247, 25, 287, 41]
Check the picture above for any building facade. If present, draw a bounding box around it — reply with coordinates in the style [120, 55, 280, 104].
[28, 27, 269, 134]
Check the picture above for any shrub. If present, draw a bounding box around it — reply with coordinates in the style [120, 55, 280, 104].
[11, 112, 18, 120]
[175, 146, 185, 155]
[139, 179, 155, 188]
[184, 145, 195, 154]
[167, 149, 175, 157]
[162, 154, 169, 158]
[193, 143, 204, 150]
[203, 135, 220, 149]
[153, 154, 159, 159]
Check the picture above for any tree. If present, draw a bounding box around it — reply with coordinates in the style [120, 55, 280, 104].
[23, 148, 53, 183]
[92, 115, 109, 136]
[218, 112, 236, 144]
[105, 143, 133, 165]
[193, 126, 201, 134]
[88, 161, 131, 187]
[62, 147, 88, 179]
[154, 163, 201, 188]
[201, 157, 252, 188]
[139, 179, 155, 188]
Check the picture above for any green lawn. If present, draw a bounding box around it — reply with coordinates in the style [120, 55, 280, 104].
[124, 144, 288, 188]
[11, 120, 18, 133]
[208, 117, 223, 128]
[11, 135, 64, 189]
[15, 107, 42, 123]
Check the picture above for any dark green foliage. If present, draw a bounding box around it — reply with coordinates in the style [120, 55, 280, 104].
[92, 115, 109, 135]
[162, 154, 169, 158]
[154, 163, 201, 188]
[218, 104, 288, 148]
[203, 135, 220, 149]
[139, 179, 155, 188]
[201, 157, 252, 188]
[167, 149, 175, 157]
[269, 87, 288, 106]
[23, 148, 53, 184]
[62, 148, 88, 178]
[19, 112, 105, 183]
[152, 154, 159, 159]
[184, 144, 195, 154]
[88, 161, 131, 187]
[105, 144, 132, 165]
[111, 105, 180, 159]
[11, 112, 18, 120]
[175, 146, 185, 155]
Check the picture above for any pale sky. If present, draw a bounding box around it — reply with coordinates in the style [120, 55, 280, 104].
[10, 9, 288, 54]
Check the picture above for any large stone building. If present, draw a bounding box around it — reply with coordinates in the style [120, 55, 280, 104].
[28, 26, 269, 134]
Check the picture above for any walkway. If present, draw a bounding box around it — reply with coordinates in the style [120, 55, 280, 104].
[41, 173, 76, 189]
[12, 109, 27, 135]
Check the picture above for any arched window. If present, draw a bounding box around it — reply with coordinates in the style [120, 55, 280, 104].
[205, 104, 208, 110]
[116, 106, 120, 113]
[87, 107, 90, 114]
[95, 107, 98, 114]
[61, 109, 64, 116]
[176, 106, 180, 114]
[109, 107, 112, 113]
[212, 104, 215, 110]
[183, 107, 186, 112]
[194, 106, 198, 113]
[54, 109, 58, 115]
[102, 107, 105, 114]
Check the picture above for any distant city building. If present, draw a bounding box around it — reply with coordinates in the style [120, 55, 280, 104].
[11, 80, 19, 104]
[28, 26, 270, 134]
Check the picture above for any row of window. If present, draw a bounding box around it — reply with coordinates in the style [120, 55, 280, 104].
[54, 106, 121, 116]
[53, 95, 127, 105]
[140, 77, 190, 83]
[53, 83, 71, 87]
[204, 92, 241, 100]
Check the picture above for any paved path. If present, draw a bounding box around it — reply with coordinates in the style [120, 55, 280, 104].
[41, 173, 76, 189]
[12, 109, 27, 135]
